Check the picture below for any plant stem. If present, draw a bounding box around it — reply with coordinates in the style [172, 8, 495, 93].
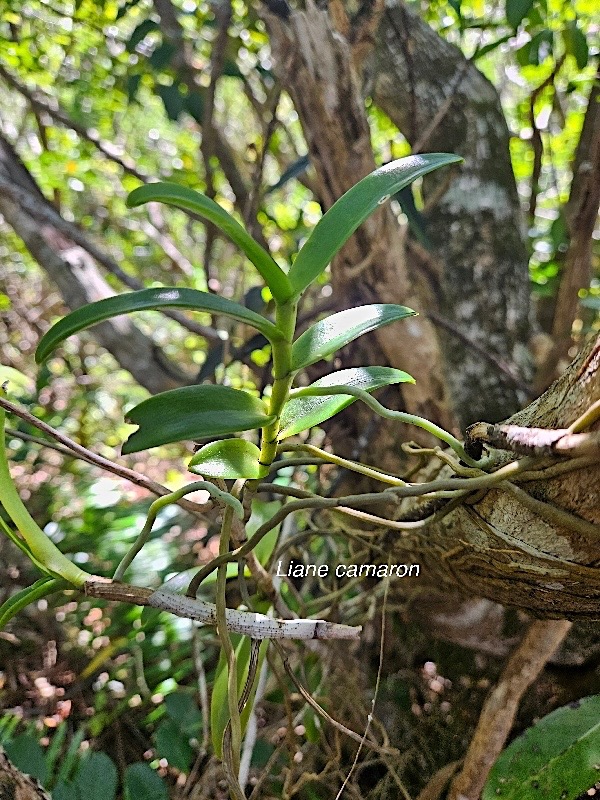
[288, 385, 480, 466]
[113, 481, 243, 581]
[256, 300, 297, 471]
[216, 504, 243, 784]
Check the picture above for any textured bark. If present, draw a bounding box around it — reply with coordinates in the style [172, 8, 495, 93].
[264, 0, 458, 439]
[0, 135, 191, 396]
[0, 748, 51, 800]
[548, 76, 600, 372]
[391, 334, 600, 620]
[370, 1, 533, 425]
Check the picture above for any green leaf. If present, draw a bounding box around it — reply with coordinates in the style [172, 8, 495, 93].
[35, 287, 282, 363]
[189, 438, 268, 479]
[483, 695, 600, 800]
[0, 577, 66, 630]
[563, 22, 589, 70]
[155, 719, 194, 772]
[126, 18, 158, 51]
[75, 752, 118, 800]
[126, 184, 293, 304]
[122, 385, 275, 454]
[53, 782, 79, 800]
[0, 365, 35, 394]
[288, 154, 462, 296]
[156, 81, 185, 120]
[4, 734, 47, 784]
[505, 0, 533, 28]
[291, 304, 416, 371]
[164, 691, 202, 737]
[279, 366, 414, 439]
[124, 763, 169, 800]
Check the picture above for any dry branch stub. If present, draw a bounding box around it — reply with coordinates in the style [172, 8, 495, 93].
[391, 335, 600, 619]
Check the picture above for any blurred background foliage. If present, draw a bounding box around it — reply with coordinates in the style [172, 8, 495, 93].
[0, 0, 598, 797]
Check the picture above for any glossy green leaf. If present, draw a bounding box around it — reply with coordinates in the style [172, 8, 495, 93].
[122, 385, 275, 454]
[0, 577, 66, 630]
[291, 304, 416, 371]
[279, 366, 414, 439]
[124, 763, 169, 800]
[483, 695, 600, 800]
[505, 0, 533, 28]
[288, 154, 462, 296]
[127, 184, 293, 303]
[36, 287, 282, 363]
[189, 438, 268, 479]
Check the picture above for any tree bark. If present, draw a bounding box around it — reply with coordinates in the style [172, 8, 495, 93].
[391, 333, 600, 619]
[264, 0, 459, 439]
[369, 1, 533, 425]
[0, 134, 191, 396]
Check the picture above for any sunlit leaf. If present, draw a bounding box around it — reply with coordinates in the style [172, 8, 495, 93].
[189, 438, 268, 479]
[279, 366, 414, 439]
[291, 304, 416, 371]
[35, 287, 282, 363]
[483, 695, 600, 799]
[126, 184, 294, 303]
[288, 154, 462, 296]
[0, 365, 34, 394]
[122, 385, 275, 454]
[505, 0, 533, 28]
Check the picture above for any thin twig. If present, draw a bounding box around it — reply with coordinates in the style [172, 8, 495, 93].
[448, 618, 572, 800]
[0, 396, 212, 517]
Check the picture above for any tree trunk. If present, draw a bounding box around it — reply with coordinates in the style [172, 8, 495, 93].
[391, 333, 600, 619]
[371, 1, 533, 425]
[264, 0, 458, 440]
[0, 134, 191, 396]
[265, 0, 533, 435]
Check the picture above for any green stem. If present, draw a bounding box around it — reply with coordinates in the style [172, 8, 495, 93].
[288, 385, 480, 467]
[256, 300, 297, 472]
[216, 504, 243, 783]
[113, 481, 243, 581]
[0, 398, 90, 587]
[278, 443, 407, 486]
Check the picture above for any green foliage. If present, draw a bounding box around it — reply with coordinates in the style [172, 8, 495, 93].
[279, 366, 414, 439]
[124, 763, 169, 800]
[122, 385, 275, 454]
[287, 154, 462, 296]
[483, 695, 600, 799]
[35, 287, 283, 360]
[290, 305, 417, 372]
[0, 576, 67, 630]
[189, 438, 268, 479]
